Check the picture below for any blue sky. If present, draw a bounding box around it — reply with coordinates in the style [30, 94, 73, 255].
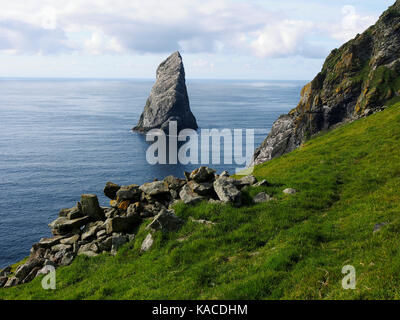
[0, 0, 395, 80]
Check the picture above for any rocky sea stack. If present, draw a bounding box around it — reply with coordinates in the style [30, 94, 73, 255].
[253, 1, 400, 165]
[133, 51, 198, 134]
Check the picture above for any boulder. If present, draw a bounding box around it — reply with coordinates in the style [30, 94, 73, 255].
[187, 181, 214, 196]
[373, 222, 388, 233]
[105, 215, 140, 234]
[60, 252, 75, 266]
[81, 221, 104, 241]
[98, 236, 113, 252]
[4, 277, 19, 288]
[21, 267, 41, 284]
[213, 177, 242, 206]
[0, 276, 8, 288]
[164, 175, 186, 190]
[0, 266, 11, 277]
[146, 209, 184, 232]
[49, 216, 90, 235]
[283, 188, 297, 194]
[179, 184, 204, 205]
[67, 203, 83, 220]
[139, 181, 169, 196]
[111, 234, 129, 255]
[14, 258, 44, 280]
[141, 233, 154, 252]
[81, 194, 104, 221]
[116, 185, 141, 201]
[220, 171, 230, 178]
[104, 182, 121, 200]
[60, 234, 80, 245]
[51, 244, 72, 252]
[254, 179, 270, 187]
[34, 236, 66, 249]
[190, 167, 216, 183]
[141, 202, 166, 218]
[78, 242, 99, 255]
[236, 175, 258, 188]
[132, 51, 198, 133]
[253, 192, 273, 203]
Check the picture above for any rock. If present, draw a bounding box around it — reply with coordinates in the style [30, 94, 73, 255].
[51, 244, 72, 252]
[15, 258, 44, 280]
[67, 203, 83, 220]
[179, 184, 204, 205]
[81, 221, 104, 241]
[220, 171, 230, 177]
[373, 222, 388, 233]
[98, 236, 113, 252]
[60, 234, 80, 245]
[33, 236, 66, 250]
[49, 216, 90, 235]
[111, 234, 129, 255]
[81, 194, 104, 221]
[141, 233, 154, 252]
[116, 185, 141, 201]
[253, 192, 273, 203]
[105, 208, 118, 219]
[0, 266, 11, 277]
[146, 209, 184, 232]
[187, 181, 214, 196]
[236, 175, 258, 188]
[213, 177, 242, 207]
[104, 182, 121, 200]
[283, 188, 297, 194]
[254, 179, 270, 187]
[96, 229, 107, 238]
[21, 267, 41, 284]
[78, 242, 99, 255]
[190, 167, 216, 183]
[105, 215, 140, 234]
[0, 276, 8, 288]
[164, 175, 186, 190]
[208, 199, 222, 204]
[141, 202, 166, 218]
[127, 202, 142, 216]
[139, 181, 169, 196]
[60, 252, 75, 266]
[4, 276, 19, 288]
[132, 51, 198, 133]
[78, 251, 99, 258]
[252, 2, 400, 165]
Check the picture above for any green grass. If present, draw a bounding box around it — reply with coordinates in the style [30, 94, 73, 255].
[2, 102, 400, 300]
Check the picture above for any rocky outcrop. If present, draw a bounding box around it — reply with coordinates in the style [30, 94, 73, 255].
[133, 51, 198, 134]
[253, 1, 400, 165]
[0, 167, 262, 289]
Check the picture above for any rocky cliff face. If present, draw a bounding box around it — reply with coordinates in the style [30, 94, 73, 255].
[253, 1, 400, 165]
[133, 51, 198, 133]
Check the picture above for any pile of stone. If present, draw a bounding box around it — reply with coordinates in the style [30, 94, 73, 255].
[0, 167, 268, 288]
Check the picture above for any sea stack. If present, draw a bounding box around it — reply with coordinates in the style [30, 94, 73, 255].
[133, 51, 198, 134]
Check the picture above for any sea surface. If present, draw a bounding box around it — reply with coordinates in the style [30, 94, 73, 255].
[0, 79, 306, 268]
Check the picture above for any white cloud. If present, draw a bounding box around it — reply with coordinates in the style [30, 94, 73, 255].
[331, 5, 376, 42]
[0, 1, 380, 59]
[192, 58, 215, 69]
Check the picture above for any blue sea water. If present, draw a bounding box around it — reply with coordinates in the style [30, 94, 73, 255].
[0, 79, 306, 268]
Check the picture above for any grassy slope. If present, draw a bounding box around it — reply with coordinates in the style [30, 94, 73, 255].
[2, 103, 400, 300]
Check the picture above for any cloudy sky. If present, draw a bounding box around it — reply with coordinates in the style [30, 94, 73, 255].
[0, 0, 395, 79]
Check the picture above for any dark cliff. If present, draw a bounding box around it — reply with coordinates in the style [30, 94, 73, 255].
[253, 1, 400, 165]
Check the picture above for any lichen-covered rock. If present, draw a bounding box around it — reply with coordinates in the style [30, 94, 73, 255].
[189, 166, 216, 183]
[133, 51, 198, 133]
[179, 184, 204, 205]
[105, 215, 140, 234]
[164, 175, 186, 190]
[283, 188, 297, 195]
[104, 182, 121, 200]
[116, 185, 140, 201]
[49, 216, 90, 235]
[253, 192, 273, 203]
[81, 194, 104, 221]
[253, 1, 400, 165]
[141, 233, 154, 252]
[139, 181, 169, 196]
[236, 175, 258, 188]
[213, 177, 242, 207]
[146, 209, 183, 232]
[111, 233, 129, 255]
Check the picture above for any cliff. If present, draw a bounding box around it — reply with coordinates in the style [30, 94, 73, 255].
[253, 0, 400, 164]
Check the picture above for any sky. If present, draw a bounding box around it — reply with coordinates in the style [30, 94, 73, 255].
[0, 0, 395, 80]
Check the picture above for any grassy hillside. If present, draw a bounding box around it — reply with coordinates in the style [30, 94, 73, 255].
[2, 102, 400, 300]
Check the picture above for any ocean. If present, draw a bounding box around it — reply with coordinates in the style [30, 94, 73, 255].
[0, 79, 306, 268]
